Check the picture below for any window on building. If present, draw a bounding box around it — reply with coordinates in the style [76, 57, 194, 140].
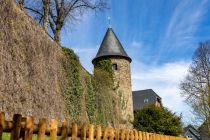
[157, 97, 161, 103]
[186, 136, 192, 139]
[144, 98, 149, 103]
[112, 64, 118, 70]
[156, 97, 161, 107]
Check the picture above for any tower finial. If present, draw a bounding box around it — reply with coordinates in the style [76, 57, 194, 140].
[108, 16, 111, 28]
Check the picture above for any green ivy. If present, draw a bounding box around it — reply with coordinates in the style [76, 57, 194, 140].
[118, 90, 128, 110]
[61, 50, 120, 126]
[94, 59, 113, 83]
[61, 47, 82, 122]
[92, 58, 120, 126]
[85, 74, 96, 123]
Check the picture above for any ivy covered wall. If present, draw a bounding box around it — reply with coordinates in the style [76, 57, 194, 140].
[0, 0, 123, 127]
[62, 50, 121, 127]
[61, 47, 82, 122]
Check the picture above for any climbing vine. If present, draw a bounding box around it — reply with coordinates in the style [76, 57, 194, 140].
[118, 90, 128, 110]
[61, 47, 82, 122]
[85, 74, 96, 123]
[93, 58, 113, 83]
[92, 58, 120, 127]
[61, 49, 121, 127]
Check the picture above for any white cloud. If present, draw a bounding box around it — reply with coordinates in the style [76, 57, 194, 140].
[131, 60, 193, 124]
[73, 47, 98, 53]
[130, 41, 143, 48]
[156, 0, 209, 62]
[132, 61, 189, 85]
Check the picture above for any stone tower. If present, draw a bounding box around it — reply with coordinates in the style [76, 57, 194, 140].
[92, 27, 134, 128]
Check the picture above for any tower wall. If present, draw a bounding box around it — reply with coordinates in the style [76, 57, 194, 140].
[111, 58, 134, 128]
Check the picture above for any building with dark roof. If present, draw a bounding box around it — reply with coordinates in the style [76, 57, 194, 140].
[198, 119, 210, 140]
[183, 125, 201, 140]
[132, 89, 162, 110]
[92, 27, 134, 128]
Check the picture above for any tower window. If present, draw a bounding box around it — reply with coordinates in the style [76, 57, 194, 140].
[112, 64, 118, 70]
[144, 99, 149, 103]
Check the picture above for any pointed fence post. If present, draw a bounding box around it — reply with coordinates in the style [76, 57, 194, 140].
[146, 132, 149, 140]
[149, 133, 152, 140]
[81, 124, 87, 140]
[0, 112, 5, 140]
[10, 114, 22, 140]
[38, 118, 46, 140]
[96, 125, 101, 140]
[142, 132, 145, 140]
[157, 134, 161, 140]
[138, 131, 142, 140]
[167, 135, 169, 140]
[50, 119, 58, 140]
[134, 130, 138, 140]
[115, 128, 120, 140]
[163, 135, 166, 140]
[167, 135, 170, 140]
[120, 129, 125, 140]
[89, 124, 94, 140]
[61, 120, 68, 140]
[164, 135, 168, 140]
[21, 117, 27, 140]
[103, 127, 108, 140]
[130, 130, 134, 140]
[153, 133, 156, 140]
[71, 123, 78, 140]
[125, 129, 130, 140]
[109, 128, 114, 140]
[24, 117, 34, 140]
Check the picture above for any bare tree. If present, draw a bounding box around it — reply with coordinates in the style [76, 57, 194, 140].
[24, 0, 108, 43]
[16, 0, 25, 9]
[180, 41, 210, 133]
[43, 0, 50, 32]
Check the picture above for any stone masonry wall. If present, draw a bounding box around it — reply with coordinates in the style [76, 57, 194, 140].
[111, 58, 134, 128]
[0, 0, 66, 123]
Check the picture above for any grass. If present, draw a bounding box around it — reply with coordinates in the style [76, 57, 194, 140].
[2, 133, 10, 139]
[2, 133, 57, 140]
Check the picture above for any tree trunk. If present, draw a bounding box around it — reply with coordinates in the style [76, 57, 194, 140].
[43, 0, 50, 32]
[54, 29, 61, 44]
[53, 21, 63, 44]
[18, 0, 24, 10]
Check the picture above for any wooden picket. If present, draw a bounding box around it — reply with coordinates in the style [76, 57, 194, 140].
[0, 112, 188, 140]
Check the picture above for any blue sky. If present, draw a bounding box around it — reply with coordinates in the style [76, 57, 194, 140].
[60, 0, 210, 125]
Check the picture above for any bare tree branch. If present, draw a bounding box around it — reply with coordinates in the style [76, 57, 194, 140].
[24, 7, 44, 17]
[180, 41, 210, 133]
[23, 0, 109, 43]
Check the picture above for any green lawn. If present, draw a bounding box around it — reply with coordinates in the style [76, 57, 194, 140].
[2, 133, 10, 140]
[2, 133, 57, 140]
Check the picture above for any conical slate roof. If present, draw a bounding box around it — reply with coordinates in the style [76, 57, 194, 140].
[92, 27, 131, 63]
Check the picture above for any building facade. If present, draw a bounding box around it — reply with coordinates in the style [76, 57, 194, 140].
[183, 125, 201, 140]
[132, 89, 162, 111]
[198, 120, 210, 140]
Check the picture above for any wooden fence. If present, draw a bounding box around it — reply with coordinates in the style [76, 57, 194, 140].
[0, 112, 188, 140]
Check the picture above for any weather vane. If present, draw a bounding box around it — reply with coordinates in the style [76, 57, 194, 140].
[108, 16, 111, 28]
